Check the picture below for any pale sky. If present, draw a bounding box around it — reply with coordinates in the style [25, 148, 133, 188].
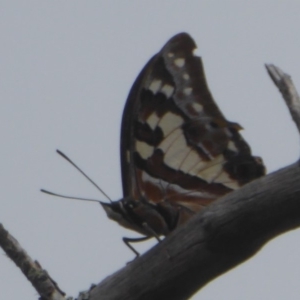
[1, 2, 300, 299]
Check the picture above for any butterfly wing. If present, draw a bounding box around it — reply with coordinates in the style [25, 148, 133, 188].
[120, 32, 265, 215]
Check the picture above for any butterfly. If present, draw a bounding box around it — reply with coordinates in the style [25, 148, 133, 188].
[100, 33, 265, 255]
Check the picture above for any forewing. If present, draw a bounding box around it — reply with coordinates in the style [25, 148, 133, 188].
[120, 33, 265, 212]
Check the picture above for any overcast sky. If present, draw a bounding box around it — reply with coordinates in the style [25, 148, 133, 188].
[1, 2, 300, 299]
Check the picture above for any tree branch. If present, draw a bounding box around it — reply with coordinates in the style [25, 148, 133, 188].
[266, 64, 300, 133]
[89, 163, 300, 300]
[0, 223, 66, 300]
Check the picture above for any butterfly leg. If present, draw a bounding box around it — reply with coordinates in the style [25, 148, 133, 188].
[141, 223, 171, 260]
[141, 222, 162, 243]
[123, 236, 152, 257]
[123, 222, 163, 258]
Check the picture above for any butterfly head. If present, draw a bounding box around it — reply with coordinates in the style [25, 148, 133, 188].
[100, 198, 177, 237]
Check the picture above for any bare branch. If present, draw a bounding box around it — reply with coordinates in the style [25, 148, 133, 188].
[0, 223, 66, 300]
[89, 163, 300, 300]
[266, 64, 300, 133]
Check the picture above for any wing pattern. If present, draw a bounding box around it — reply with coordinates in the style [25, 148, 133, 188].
[102, 33, 265, 239]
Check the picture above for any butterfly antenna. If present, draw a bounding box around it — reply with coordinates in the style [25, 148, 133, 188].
[56, 149, 112, 202]
[41, 189, 102, 203]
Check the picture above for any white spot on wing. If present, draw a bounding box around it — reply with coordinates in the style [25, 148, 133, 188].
[227, 141, 238, 152]
[192, 103, 203, 113]
[159, 112, 184, 136]
[189, 155, 224, 177]
[164, 134, 190, 169]
[158, 128, 182, 153]
[149, 80, 162, 94]
[184, 87, 193, 96]
[183, 73, 190, 80]
[174, 58, 185, 67]
[193, 48, 201, 57]
[135, 141, 154, 159]
[179, 150, 200, 173]
[161, 84, 174, 98]
[197, 162, 223, 183]
[167, 52, 174, 57]
[189, 160, 209, 176]
[224, 181, 240, 189]
[213, 171, 240, 190]
[146, 112, 160, 130]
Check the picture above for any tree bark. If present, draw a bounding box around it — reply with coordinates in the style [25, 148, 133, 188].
[90, 162, 300, 300]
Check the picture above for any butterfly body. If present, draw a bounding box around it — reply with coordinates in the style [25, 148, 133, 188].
[101, 196, 194, 237]
[101, 33, 265, 244]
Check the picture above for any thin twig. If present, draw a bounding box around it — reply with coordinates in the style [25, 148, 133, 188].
[266, 64, 300, 134]
[0, 223, 66, 300]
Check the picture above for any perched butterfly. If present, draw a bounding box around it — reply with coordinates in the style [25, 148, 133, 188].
[100, 32, 265, 255]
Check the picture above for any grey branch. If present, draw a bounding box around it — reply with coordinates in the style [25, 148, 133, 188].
[90, 163, 300, 300]
[0, 223, 66, 300]
[266, 64, 300, 134]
